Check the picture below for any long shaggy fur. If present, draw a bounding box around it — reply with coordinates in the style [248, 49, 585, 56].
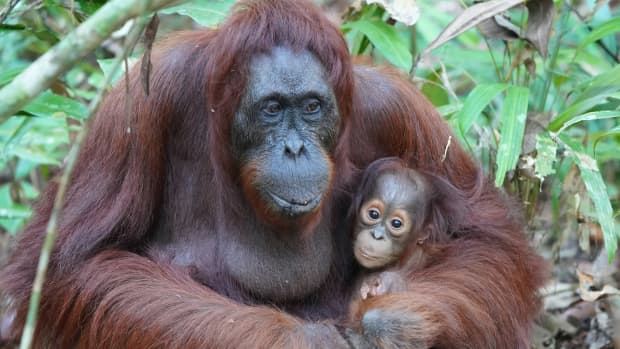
[0, 0, 547, 348]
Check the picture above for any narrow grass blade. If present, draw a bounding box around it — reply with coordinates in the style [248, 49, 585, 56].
[556, 111, 620, 135]
[577, 17, 620, 53]
[457, 83, 508, 136]
[495, 86, 529, 187]
[594, 125, 620, 154]
[557, 134, 618, 261]
[549, 66, 620, 131]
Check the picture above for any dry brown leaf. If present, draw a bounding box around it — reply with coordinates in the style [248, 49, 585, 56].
[577, 269, 620, 302]
[478, 14, 520, 40]
[141, 14, 160, 97]
[525, 0, 554, 57]
[421, 0, 524, 58]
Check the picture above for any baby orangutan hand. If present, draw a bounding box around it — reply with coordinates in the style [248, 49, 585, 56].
[360, 271, 407, 300]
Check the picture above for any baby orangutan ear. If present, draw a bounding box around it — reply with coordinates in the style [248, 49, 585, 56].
[415, 232, 431, 246]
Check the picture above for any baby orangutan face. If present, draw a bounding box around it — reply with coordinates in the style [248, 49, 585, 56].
[353, 170, 429, 269]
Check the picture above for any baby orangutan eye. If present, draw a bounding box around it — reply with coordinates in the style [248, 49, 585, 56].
[391, 219, 402, 229]
[368, 209, 380, 220]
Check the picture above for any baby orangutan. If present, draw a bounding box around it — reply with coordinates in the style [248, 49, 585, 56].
[351, 158, 455, 300]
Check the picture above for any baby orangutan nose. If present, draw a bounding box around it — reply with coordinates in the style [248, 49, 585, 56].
[371, 229, 385, 240]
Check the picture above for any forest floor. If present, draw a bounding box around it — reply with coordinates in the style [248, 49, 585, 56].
[531, 190, 619, 349]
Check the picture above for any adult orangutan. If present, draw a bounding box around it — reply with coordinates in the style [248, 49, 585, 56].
[0, 0, 547, 348]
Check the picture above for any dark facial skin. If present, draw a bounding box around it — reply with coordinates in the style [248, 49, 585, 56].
[353, 170, 430, 270]
[232, 47, 339, 217]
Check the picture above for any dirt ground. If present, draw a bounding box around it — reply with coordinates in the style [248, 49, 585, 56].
[530, 192, 619, 349]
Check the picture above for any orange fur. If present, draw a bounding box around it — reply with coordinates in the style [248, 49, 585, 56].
[0, 0, 547, 348]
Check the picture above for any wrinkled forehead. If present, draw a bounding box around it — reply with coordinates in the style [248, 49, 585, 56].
[373, 171, 426, 209]
[247, 46, 331, 97]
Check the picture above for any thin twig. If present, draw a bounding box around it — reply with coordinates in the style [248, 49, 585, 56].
[18, 16, 149, 349]
[441, 136, 452, 162]
[0, 0, 185, 121]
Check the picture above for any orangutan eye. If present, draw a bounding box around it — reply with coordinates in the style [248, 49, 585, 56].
[263, 101, 282, 116]
[368, 209, 380, 220]
[391, 219, 402, 229]
[304, 99, 321, 114]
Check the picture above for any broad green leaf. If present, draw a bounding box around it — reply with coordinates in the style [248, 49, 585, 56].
[8, 146, 61, 166]
[160, 0, 235, 28]
[535, 132, 556, 182]
[342, 19, 413, 72]
[2, 117, 31, 151]
[556, 111, 620, 135]
[0, 66, 26, 86]
[495, 86, 529, 187]
[457, 83, 508, 136]
[578, 17, 620, 53]
[0, 205, 31, 234]
[15, 158, 40, 180]
[559, 135, 618, 261]
[23, 91, 88, 120]
[0, 206, 32, 219]
[19, 181, 40, 200]
[0, 184, 32, 235]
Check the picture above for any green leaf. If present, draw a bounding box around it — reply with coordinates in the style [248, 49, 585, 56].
[0, 66, 26, 86]
[594, 124, 620, 154]
[75, 0, 107, 15]
[559, 135, 618, 261]
[578, 17, 620, 53]
[549, 66, 620, 131]
[0, 184, 32, 235]
[342, 19, 413, 72]
[2, 117, 32, 151]
[556, 110, 620, 135]
[535, 132, 557, 181]
[495, 86, 529, 187]
[8, 146, 61, 166]
[573, 65, 620, 103]
[436, 103, 462, 118]
[456, 83, 508, 137]
[15, 159, 39, 180]
[23, 91, 88, 120]
[0, 206, 32, 219]
[160, 0, 236, 28]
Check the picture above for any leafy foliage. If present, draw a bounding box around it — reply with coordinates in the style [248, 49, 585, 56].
[0, 0, 618, 261]
[343, 0, 619, 260]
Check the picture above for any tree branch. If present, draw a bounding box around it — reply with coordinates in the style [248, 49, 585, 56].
[0, 0, 187, 122]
